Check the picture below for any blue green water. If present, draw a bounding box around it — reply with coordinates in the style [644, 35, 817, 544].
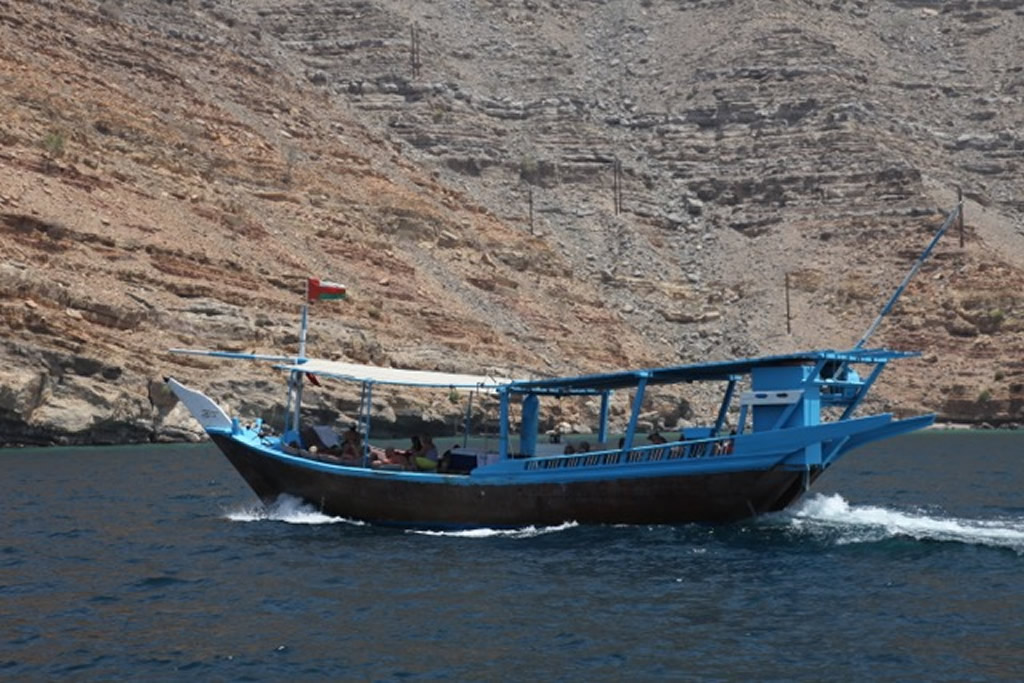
[2, 431, 1022, 680]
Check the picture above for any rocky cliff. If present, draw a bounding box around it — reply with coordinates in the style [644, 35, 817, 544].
[1, 0, 1022, 445]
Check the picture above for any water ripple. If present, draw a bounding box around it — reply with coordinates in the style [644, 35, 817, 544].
[2, 438, 1023, 680]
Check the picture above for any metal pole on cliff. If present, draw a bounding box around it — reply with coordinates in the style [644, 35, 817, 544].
[854, 193, 965, 350]
[957, 185, 964, 248]
[613, 158, 622, 215]
[410, 24, 421, 79]
[785, 272, 792, 335]
[528, 186, 534, 233]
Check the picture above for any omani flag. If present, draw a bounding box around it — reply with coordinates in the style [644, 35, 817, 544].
[306, 277, 346, 302]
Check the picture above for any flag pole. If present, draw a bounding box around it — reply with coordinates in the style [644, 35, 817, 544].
[288, 277, 344, 440]
[290, 280, 313, 436]
[299, 303, 309, 360]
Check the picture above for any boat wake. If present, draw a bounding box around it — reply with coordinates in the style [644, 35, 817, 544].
[222, 498, 574, 535]
[779, 493, 1024, 553]
[408, 521, 579, 539]
[223, 496, 364, 526]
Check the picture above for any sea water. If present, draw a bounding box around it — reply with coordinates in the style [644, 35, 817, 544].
[2, 432, 1022, 680]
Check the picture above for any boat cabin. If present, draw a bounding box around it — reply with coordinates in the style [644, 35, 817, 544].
[263, 347, 919, 476]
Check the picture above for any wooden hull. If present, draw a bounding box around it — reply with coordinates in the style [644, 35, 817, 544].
[212, 435, 818, 527]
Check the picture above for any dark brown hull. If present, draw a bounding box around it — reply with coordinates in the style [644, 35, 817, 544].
[213, 435, 818, 528]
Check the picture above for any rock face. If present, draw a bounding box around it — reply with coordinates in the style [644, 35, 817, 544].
[1, 0, 1023, 445]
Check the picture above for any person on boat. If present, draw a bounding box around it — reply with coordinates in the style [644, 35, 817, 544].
[329, 425, 392, 467]
[412, 435, 439, 471]
[321, 426, 364, 465]
[648, 431, 668, 460]
[721, 429, 737, 455]
[577, 441, 591, 453]
[373, 435, 420, 469]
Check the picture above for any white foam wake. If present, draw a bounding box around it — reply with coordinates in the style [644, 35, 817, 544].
[224, 495, 362, 526]
[783, 493, 1024, 553]
[223, 498, 575, 535]
[409, 521, 579, 539]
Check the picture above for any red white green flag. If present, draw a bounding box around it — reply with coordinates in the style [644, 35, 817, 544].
[306, 277, 346, 303]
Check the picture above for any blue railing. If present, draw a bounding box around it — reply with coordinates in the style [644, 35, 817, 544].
[522, 435, 736, 471]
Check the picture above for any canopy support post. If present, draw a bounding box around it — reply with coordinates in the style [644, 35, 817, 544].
[713, 378, 737, 435]
[598, 391, 610, 445]
[359, 382, 373, 466]
[520, 394, 539, 457]
[463, 391, 474, 448]
[498, 389, 510, 460]
[622, 373, 650, 452]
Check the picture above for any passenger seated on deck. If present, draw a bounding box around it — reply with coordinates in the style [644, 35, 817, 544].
[332, 426, 365, 465]
[715, 428, 737, 455]
[332, 427, 396, 467]
[321, 425, 379, 465]
[648, 431, 668, 459]
[412, 435, 439, 471]
[577, 441, 591, 453]
[374, 435, 420, 469]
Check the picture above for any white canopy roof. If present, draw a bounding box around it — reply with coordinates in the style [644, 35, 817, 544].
[277, 358, 520, 390]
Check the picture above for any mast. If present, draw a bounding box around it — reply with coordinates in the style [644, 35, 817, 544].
[854, 194, 963, 349]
